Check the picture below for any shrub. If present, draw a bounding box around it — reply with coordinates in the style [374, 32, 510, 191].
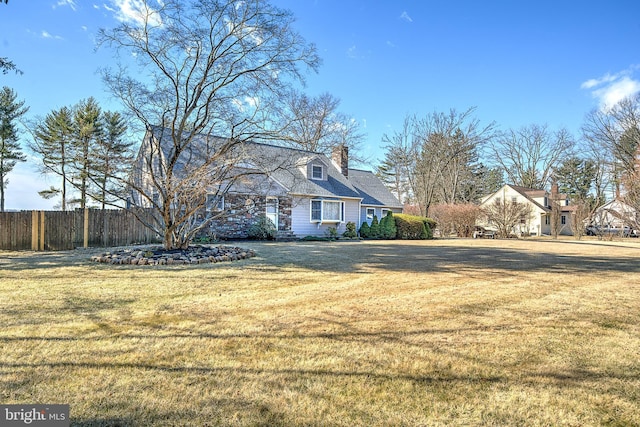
[325, 226, 338, 240]
[343, 221, 358, 238]
[379, 211, 397, 239]
[359, 221, 370, 238]
[430, 203, 480, 237]
[394, 213, 434, 240]
[246, 215, 276, 240]
[369, 215, 380, 238]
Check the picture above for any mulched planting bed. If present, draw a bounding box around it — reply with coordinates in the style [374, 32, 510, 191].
[91, 244, 256, 265]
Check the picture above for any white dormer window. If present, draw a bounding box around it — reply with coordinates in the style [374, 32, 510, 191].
[311, 164, 323, 180]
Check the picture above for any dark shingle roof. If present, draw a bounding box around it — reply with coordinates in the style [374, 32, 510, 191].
[347, 169, 403, 208]
[145, 127, 400, 205]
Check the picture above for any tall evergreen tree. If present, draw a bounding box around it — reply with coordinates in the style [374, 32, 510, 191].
[0, 86, 28, 211]
[30, 107, 75, 210]
[90, 111, 132, 209]
[72, 97, 102, 208]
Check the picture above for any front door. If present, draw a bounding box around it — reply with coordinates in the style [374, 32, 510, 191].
[266, 197, 279, 229]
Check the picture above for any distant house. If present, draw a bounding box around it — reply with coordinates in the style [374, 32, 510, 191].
[478, 184, 575, 236]
[590, 198, 639, 233]
[131, 127, 402, 239]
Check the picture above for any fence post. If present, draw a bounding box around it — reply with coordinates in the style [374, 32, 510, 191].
[39, 211, 45, 251]
[84, 207, 89, 248]
[31, 210, 38, 251]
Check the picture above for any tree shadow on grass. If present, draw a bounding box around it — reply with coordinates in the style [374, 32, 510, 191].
[3, 240, 640, 275]
[256, 240, 640, 275]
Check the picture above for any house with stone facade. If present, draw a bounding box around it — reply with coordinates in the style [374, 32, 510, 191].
[130, 127, 402, 239]
[478, 183, 575, 236]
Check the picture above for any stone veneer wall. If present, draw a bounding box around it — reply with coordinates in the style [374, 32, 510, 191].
[201, 194, 292, 240]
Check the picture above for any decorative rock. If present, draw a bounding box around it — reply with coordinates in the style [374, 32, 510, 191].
[91, 244, 256, 266]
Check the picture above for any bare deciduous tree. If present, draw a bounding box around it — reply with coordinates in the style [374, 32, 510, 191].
[380, 108, 496, 216]
[482, 198, 533, 238]
[97, 0, 320, 249]
[277, 91, 366, 163]
[489, 124, 575, 189]
[582, 94, 640, 202]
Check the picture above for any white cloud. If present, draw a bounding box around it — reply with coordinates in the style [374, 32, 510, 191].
[41, 31, 63, 40]
[109, 0, 162, 26]
[54, 0, 77, 11]
[582, 67, 640, 110]
[400, 11, 413, 23]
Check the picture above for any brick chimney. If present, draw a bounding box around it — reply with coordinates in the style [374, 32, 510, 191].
[551, 181, 558, 199]
[332, 145, 349, 177]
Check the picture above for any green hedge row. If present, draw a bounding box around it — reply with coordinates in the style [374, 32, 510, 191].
[359, 212, 435, 240]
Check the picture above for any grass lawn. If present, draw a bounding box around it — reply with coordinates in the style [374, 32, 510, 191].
[1, 238, 639, 426]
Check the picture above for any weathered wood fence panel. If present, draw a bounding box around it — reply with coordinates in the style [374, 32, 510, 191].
[0, 211, 32, 251]
[0, 209, 159, 251]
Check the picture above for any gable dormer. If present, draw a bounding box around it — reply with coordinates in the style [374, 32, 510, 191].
[298, 156, 329, 181]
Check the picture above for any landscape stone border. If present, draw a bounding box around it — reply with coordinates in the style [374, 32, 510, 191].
[91, 244, 256, 265]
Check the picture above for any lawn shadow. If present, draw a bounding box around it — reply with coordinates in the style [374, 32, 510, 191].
[254, 240, 640, 275]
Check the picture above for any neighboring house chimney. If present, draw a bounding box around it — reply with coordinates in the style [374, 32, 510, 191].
[551, 180, 558, 201]
[332, 145, 349, 177]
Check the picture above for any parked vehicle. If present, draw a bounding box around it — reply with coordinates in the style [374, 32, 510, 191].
[585, 225, 638, 237]
[473, 226, 496, 239]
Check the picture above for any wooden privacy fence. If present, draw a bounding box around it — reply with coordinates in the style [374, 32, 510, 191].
[0, 208, 160, 251]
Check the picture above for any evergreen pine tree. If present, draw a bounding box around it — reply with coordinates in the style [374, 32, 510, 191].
[0, 86, 28, 212]
[359, 221, 370, 238]
[380, 211, 397, 239]
[31, 106, 75, 210]
[369, 215, 380, 238]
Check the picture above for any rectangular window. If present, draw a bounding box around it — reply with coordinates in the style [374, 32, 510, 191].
[561, 215, 566, 225]
[311, 165, 323, 180]
[311, 200, 322, 221]
[545, 216, 550, 225]
[311, 199, 344, 223]
[511, 197, 518, 204]
[366, 208, 375, 221]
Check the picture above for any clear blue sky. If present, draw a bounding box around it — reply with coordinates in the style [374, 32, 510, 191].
[2, 0, 639, 210]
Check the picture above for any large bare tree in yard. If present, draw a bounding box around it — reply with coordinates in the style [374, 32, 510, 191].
[582, 95, 640, 180]
[482, 198, 533, 238]
[97, 0, 319, 249]
[582, 93, 640, 230]
[278, 91, 366, 162]
[489, 124, 575, 189]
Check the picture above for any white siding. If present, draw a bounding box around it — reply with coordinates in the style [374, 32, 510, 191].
[291, 196, 360, 237]
[480, 185, 546, 236]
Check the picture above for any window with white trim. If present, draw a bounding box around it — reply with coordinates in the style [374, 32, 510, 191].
[311, 165, 323, 180]
[381, 209, 390, 218]
[311, 199, 344, 222]
[366, 208, 375, 221]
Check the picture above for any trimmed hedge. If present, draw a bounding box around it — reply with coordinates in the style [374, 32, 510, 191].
[394, 214, 435, 240]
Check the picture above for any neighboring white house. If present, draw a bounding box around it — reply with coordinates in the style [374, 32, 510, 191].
[590, 198, 639, 233]
[130, 127, 403, 239]
[478, 184, 575, 236]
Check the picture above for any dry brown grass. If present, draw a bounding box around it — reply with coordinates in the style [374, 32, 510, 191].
[1, 238, 639, 426]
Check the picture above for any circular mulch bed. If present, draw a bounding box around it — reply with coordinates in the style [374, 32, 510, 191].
[91, 244, 256, 266]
